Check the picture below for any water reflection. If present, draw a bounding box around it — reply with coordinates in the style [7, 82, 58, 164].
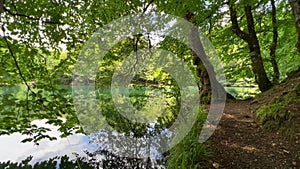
[0, 84, 171, 168]
[0, 119, 166, 168]
[0, 119, 96, 164]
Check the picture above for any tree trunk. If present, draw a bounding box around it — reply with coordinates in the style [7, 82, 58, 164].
[245, 6, 273, 92]
[289, 0, 300, 53]
[229, 2, 272, 92]
[270, 0, 280, 84]
[0, 0, 4, 14]
[191, 48, 214, 103]
[185, 13, 234, 103]
[188, 27, 230, 103]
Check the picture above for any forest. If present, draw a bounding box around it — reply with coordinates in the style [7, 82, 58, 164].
[0, 0, 300, 168]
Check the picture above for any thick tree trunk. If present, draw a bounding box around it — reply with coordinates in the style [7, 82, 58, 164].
[185, 13, 234, 103]
[229, 2, 272, 92]
[289, 0, 300, 53]
[191, 49, 215, 103]
[188, 27, 230, 103]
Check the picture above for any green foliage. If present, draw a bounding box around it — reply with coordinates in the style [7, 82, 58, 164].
[210, 26, 253, 82]
[0, 155, 94, 169]
[0, 150, 165, 169]
[225, 86, 260, 100]
[0, 85, 82, 143]
[258, 1, 300, 80]
[210, 0, 300, 87]
[1, 0, 300, 167]
[166, 109, 211, 169]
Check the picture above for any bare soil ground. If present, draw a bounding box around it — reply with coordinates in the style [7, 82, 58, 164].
[206, 99, 300, 169]
[204, 69, 300, 169]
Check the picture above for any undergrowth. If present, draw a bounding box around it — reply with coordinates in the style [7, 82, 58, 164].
[165, 108, 211, 169]
[256, 83, 300, 137]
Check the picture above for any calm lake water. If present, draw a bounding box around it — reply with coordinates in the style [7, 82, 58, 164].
[0, 85, 168, 168]
[0, 119, 96, 164]
[0, 84, 258, 168]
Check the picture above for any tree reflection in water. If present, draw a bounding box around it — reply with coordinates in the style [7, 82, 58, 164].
[0, 127, 168, 169]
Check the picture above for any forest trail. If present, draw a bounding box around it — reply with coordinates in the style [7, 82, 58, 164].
[208, 100, 300, 169]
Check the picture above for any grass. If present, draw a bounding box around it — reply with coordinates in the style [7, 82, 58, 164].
[165, 108, 211, 169]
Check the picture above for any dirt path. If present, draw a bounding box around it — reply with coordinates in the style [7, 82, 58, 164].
[208, 100, 300, 169]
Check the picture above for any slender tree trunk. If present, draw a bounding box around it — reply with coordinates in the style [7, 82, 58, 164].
[229, 2, 272, 92]
[289, 0, 300, 53]
[0, 0, 4, 14]
[270, 0, 280, 84]
[245, 6, 273, 92]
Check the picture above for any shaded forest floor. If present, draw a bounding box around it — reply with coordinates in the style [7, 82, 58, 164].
[208, 100, 300, 169]
[207, 74, 300, 169]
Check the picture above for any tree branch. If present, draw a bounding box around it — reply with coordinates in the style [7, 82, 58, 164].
[142, 0, 154, 15]
[2, 26, 36, 95]
[228, 0, 250, 42]
[3, 6, 63, 24]
[244, 6, 256, 37]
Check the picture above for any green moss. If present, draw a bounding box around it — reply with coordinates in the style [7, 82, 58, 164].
[257, 104, 285, 129]
[283, 92, 297, 104]
[294, 83, 300, 94]
[256, 87, 299, 137]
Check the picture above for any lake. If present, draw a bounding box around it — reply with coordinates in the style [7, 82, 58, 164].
[0, 84, 258, 168]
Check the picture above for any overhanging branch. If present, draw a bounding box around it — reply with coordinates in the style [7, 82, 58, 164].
[3, 6, 63, 24]
[142, 0, 154, 15]
[2, 26, 36, 95]
[228, 1, 250, 42]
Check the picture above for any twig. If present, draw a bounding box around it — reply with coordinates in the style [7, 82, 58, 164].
[2, 26, 36, 95]
[142, 0, 154, 15]
[3, 6, 63, 24]
[26, 88, 30, 118]
[147, 33, 153, 57]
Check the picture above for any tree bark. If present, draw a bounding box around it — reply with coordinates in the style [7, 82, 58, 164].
[185, 13, 234, 103]
[188, 26, 230, 103]
[289, 0, 300, 53]
[0, 0, 4, 14]
[229, 2, 272, 92]
[270, 0, 280, 84]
